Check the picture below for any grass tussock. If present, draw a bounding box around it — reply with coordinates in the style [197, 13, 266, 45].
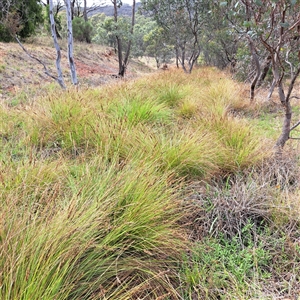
[0, 157, 185, 299]
[2, 66, 297, 299]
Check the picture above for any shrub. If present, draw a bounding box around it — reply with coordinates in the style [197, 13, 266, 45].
[72, 17, 93, 43]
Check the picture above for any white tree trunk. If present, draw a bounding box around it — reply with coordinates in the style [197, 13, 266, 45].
[49, 0, 65, 89]
[65, 0, 78, 85]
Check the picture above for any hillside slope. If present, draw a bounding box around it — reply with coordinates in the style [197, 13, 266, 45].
[0, 39, 153, 101]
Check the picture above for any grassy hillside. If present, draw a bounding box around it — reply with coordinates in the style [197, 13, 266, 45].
[1, 57, 300, 299]
[0, 39, 152, 101]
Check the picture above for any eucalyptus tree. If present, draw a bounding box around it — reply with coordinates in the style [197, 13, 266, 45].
[236, 0, 300, 149]
[141, 0, 210, 73]
[92, 15, 117, 47]
[206, 1, 265, 100]
[65, 0, 78, 84]
[143, 26, 173, 68]
[44, 0, 64, 39]
[199, 1, 239, 70]
[130, 14, 156, 57]
[49, 0, 65, 88]
[111, 0, 136, 77]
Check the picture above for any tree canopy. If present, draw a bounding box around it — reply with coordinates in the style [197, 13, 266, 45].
[0, 0, 44, 42]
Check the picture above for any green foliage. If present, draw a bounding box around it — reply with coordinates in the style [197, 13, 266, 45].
[44, 4, 62, 36]
[180, 225, 271, 299]
[235, 44, 252, 81]
[0, 0, 44, 42]
[0, 23, 13, 42]
[92, 15, 116, 46]
[72, 17, 93, 43]
[141, 0, 211, 72]
[92, 15, 131, 49]
[143, 26, 173, 67]
[91, 13, 172, 63]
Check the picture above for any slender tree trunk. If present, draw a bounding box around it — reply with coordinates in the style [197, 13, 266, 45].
[267, 78, 276, 100]
[83, 0, 91, 43]
[112, 0, 123, 76]
[175, 47, 179, 68]
[65, 0, 78, 85]
[278, 79, 285, 104]
[155, 57, 160, 69]
[247, 36, 261, 101]
[49, 0, 65, 88]
[257, 55, 271, 87]
[116, 36, 123, 76]
[71, 0, 75, 20]
[55, 24, 61, 39]
[276, 101, 292, 149]
[188, 48, 200, 73]
[180, 44, 188, 73]
[83, 0, 88, 21]
[275, 66, 300, 149]
[119, 0, 135, 77]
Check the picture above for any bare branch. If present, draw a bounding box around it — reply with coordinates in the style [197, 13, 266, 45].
[15, 35, 66, 88]
[290, 121, 300, 132]
[285, 49, 294, 79]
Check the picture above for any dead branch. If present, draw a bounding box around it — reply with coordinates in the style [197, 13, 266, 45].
[15, 35, 66, 89]
[289, 121, 300, 132]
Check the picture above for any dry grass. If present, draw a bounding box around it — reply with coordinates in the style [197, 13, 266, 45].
[182, 150, 300, 299]
[2, 64, 299, 299]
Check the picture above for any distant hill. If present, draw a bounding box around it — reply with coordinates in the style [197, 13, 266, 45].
[88, 2, 142, 17]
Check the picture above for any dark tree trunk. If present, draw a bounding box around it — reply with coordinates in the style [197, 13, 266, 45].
[113, 0, 135, 77]
[119, 0, 135, 77]
[116, 36, 123, 76]
[155, 57, 160, 69]
[175, 47, 179, 68]
[83, 0, 88, 22]
[247, 36, 261, 101]
[71, 0, 75, 20]
[112, 0, 123, 76]
[83, 0, 91, 43]
[179, 43, 188, 73]
[275, 67, 300, 149]
[188, 48, 200, 73]
[276, 101, 292, 149]
[257, 55, 271, 87]
[55, 24, 61, 39]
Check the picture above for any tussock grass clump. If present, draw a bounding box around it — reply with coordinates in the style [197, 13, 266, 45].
[156, 83, 188, 107]
[207, 116, 270, 169]
[0, 66, 277, 299]
[107, 95, 172, 126]
[3, 67, 268, 174]
[0, 157, 185, 299]
[148, 129, 220, 178]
